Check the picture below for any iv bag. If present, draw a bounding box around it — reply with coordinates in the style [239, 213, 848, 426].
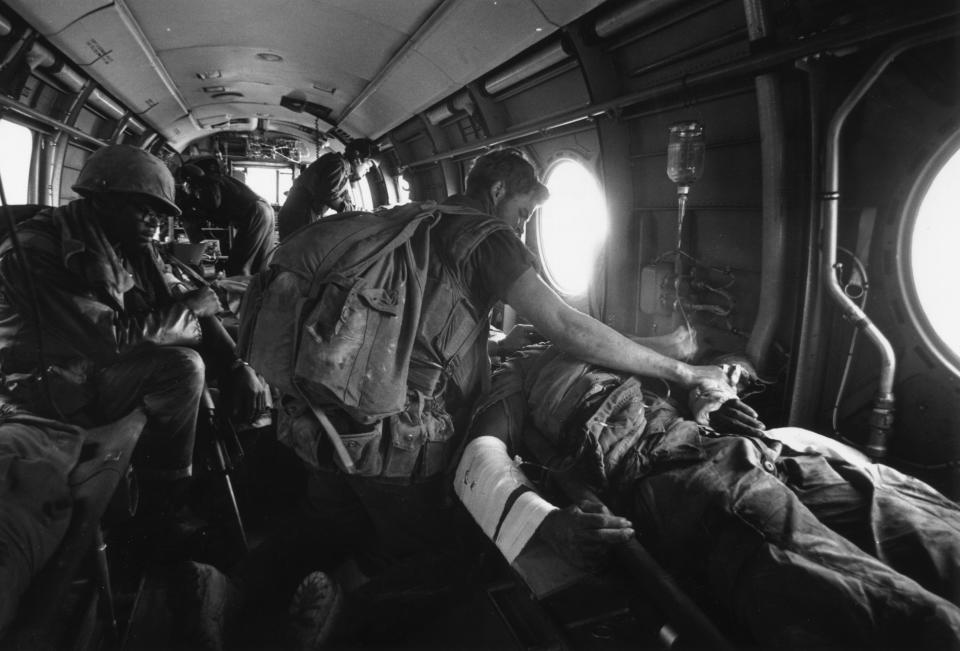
[667, 121, 705, 186]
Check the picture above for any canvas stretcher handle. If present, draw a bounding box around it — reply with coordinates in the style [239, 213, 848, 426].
[552, 472, 734, 651]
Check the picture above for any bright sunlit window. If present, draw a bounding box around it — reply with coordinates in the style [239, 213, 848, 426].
[536, 158, 608, 296]
[912, 147, 960, 356]
[396, 172, 412, 204]
[0, 120, 33, 204]
[236, 165, 293, 205]
[347, 174, 375, 211]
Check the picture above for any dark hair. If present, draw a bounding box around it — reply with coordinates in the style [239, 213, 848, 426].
[179, 163, 218, 187]
[465, 148, 547, 201]
[345, 138, 378, 161]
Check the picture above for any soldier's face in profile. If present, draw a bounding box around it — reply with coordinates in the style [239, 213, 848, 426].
[187, 181, 221, 211]
[496, 189, 543, 237]
[96, 193, 164, 247]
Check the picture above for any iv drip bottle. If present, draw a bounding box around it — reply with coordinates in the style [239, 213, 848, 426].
[667, 121, 705, 187]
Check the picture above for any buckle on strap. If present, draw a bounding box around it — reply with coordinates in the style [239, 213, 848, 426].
[407, 358, 446, 396]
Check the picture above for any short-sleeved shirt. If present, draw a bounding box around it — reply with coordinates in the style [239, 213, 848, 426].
[433, 196, 538, 314]
[467, 229, 539, 304]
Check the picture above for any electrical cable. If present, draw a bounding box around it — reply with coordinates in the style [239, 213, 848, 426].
[831, 246, 867, 439]
[654, 248, 737, 286]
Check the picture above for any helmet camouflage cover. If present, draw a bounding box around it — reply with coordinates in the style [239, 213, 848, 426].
[72, 144, 181, 216]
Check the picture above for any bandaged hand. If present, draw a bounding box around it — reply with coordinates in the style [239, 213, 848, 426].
[538, 500, 634, 571]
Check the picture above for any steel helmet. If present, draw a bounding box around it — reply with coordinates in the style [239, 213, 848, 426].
[73, 144, 181, 216]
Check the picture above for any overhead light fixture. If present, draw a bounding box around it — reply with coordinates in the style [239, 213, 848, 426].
[202, 85, 225, 93]
[280, 90, 332, 120]
[256, 52, 283, 62]
[196, 69, 222, 80]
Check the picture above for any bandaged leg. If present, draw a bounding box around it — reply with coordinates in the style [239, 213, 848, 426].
[454, 436, 557, 563]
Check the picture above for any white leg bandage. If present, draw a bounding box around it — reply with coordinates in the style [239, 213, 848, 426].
[454, 436, 557, 564]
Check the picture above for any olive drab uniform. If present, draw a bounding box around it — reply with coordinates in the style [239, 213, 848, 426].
[474, 345, 960, 650]
[276, 151, 353, 240]
[0, 146, 204, 481]
[239, 200, 512, 481]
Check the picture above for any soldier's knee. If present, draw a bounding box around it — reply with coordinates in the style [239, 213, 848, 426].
[158, 346, 206, 390]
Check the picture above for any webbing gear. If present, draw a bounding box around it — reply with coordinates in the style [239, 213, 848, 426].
[300, 396, 357, 475]
[241, 201, 508, 423]
[240, 201, 510, 479]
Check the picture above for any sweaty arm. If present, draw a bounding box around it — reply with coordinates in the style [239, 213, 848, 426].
[505, 268, 729, 392]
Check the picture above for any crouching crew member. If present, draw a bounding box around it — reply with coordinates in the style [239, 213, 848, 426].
[276, 138, 378, 240]
[179, 163, 276, 276]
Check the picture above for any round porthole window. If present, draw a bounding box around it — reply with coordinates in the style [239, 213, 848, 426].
[535, 158, 608, 296]
[907, 144, 960, 365]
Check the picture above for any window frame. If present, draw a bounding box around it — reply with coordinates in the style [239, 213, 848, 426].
[0, 119, 38, 205]
[531, 152, 607, 298]
[896, 127, 960, 378]
[232, 162, 294, 206]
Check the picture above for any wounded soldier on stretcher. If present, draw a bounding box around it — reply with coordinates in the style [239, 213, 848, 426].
[455, 341, 960, 650]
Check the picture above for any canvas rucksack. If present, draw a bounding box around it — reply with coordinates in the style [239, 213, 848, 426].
[237, 201, 509, 475]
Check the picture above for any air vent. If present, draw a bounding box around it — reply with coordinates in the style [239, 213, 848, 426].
[212, 92, 244, 99]
[198, 115, 229, 128]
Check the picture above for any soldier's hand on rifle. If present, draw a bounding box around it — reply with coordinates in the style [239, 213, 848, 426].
[224, 361, 269, 424]
[182, 286, 221, 317]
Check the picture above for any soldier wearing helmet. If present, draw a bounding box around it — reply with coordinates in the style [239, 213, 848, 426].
[0, 145, 267, 533]
[178, 162, 276, 276]
[277, 137, 379, 240]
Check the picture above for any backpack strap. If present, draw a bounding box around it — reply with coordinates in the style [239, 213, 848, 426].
[305, 202, 441, 299]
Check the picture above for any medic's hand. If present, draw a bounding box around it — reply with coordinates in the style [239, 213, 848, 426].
[538, 501, 635, 571]
[224, 363, 269, 424]
[182, 286, 221, 318]
[709, 398, 766, 437]
[497, 324, 545, 358]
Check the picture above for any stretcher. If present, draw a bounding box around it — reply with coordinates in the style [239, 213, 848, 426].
[509, 430, 737, 651]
